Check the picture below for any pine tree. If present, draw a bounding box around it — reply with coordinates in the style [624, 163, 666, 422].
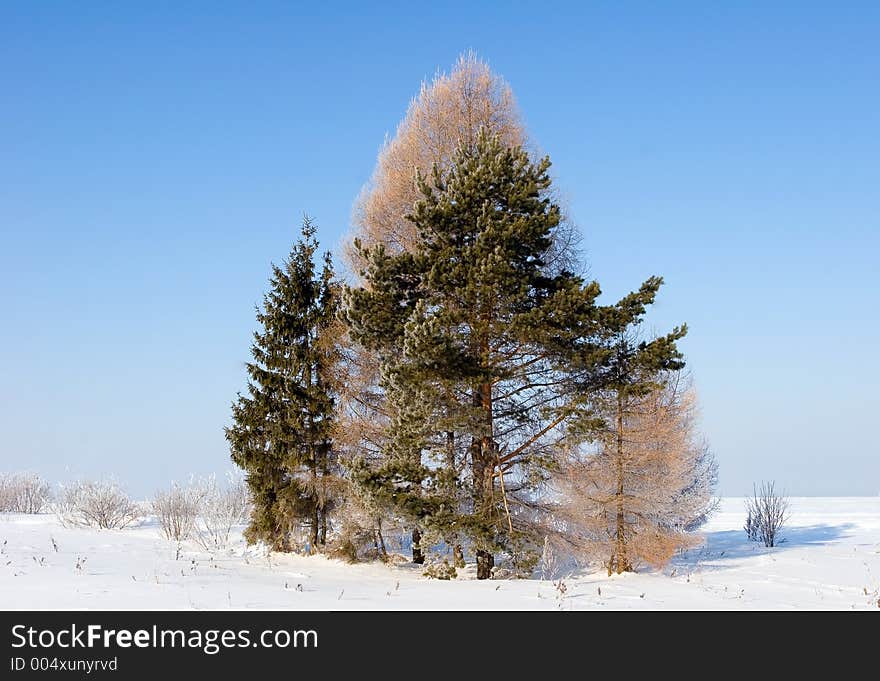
[345, 131, 613, 578]
[226, 217, 339, 552]
[338, 54, 544, 565]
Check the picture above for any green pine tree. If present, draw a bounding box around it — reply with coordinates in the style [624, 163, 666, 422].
[227, 216, 339, 552]
[345, 131, 619, 578]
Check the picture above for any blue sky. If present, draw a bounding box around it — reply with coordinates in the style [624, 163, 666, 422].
[2, 2, 877, 496]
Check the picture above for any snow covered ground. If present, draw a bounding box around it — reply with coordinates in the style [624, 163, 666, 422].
[1, 498, 878, 610]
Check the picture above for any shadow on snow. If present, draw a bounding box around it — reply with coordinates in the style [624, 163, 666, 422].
[669, 523, 854, 574]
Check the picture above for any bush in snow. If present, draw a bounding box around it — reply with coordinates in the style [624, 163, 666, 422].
[191, 473, 251, 551]
[744, 507, 760, 542]
[325, 489, 404, 563]
[539, 535, 559, 581]
[55, 479, 140, 529]
[744, 481, 789, 547]
[152, 482, 202, 542]
[0, 472, 53, 513]
[422, 559, 457, 580]
[151, 474, 251, 550]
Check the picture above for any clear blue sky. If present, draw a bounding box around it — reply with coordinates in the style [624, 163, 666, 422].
[2, 2, 877, 497]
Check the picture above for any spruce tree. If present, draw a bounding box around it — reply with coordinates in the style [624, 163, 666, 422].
[227, 217, 339, 552]
[345, 131, 612, 578]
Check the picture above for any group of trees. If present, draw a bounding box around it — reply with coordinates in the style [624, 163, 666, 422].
[227, 53, 717, 578]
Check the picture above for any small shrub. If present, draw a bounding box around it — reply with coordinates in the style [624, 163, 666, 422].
[326, 536, 361, 563]
[423, 559, 457, 580]
[191, 473, 251, 551]
[152, 482, 202, 541]
[56, 479, 140, 529]
[744, 507, 760, 542]
[511, 546, 540, 579]
[490, 566, 514, 580]
[540, 536, 559, 581]
[325, 516, 390, 562]
[0, 472, 52, 513]
[744, 481, 789, 547]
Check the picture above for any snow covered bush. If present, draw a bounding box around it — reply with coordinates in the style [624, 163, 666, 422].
[0, 472, 52, 513]
[540, 536, 559, 581]
[422, 559, 457, 580]
[150, 474, 251, 549]
[744, 481, 789, 547]
[55, 479, 140, 529]
[152, 482, 202, 541]
[744, 506, 760, 542]
[325, 485, 404, 562]
[326, 521, 377, 563]
[191, 474, 251, 551]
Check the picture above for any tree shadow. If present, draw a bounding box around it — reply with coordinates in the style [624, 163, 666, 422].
[669, 523, 854, 574]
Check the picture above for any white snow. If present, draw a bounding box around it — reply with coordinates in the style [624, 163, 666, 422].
[1, 497, 878, 610]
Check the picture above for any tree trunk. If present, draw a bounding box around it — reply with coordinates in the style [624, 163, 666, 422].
[411, 528, 425, 564]
[318, 450, 330, 547]
[470, 366, 497, 580]
[275, 533, 291, 553]
[476, 549, 494, 580]
[613, 389, 630, 574]
[306, 360, 319, 554]
[446, 429, 455, 470]
[446, 429, 465, 568]
[453, 544, 465, 569]
[310, 503, 319, 554]
[471, 438, 494, 579]
[270, 491, 290, 552]
[376, 518, 388, 562]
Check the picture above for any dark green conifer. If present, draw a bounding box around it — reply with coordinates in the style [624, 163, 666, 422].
[227, 217, 339, 552]
[345, 132, 599, 577]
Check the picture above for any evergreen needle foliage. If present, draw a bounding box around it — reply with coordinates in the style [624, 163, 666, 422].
[227, 217, 341, 552]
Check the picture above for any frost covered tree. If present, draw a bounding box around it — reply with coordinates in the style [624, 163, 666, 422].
[347, 51, 526, 264]
[227, 217, 341, 552]
[555, 347, 718, 574]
